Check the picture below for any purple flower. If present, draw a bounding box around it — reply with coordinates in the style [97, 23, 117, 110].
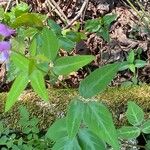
[0, 41, 10, 62]
[0, 23, 15, 37]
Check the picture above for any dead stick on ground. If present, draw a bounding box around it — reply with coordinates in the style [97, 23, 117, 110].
[5, 0, 12, 12]
[16, 0, 19, 5]
[64, 0, 89, 29]
[46, 0, 69, 24]
[50, 0, 68, 21]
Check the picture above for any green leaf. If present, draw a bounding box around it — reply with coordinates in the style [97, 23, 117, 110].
[18, 137, 23, 146]
[53, 55, 94, 75]
[6, 61, 20, 82]
[28, 59, 37, 75]
[79, 63, 120, 98]
[127, 50, 135, 64]
[121, 81, 133, 87]
[4, 11, 15, 24]
[30, 69, 48, 101]
[128, 64, 136, 73]
[5, 72, 28, 112]
[126, 101, 144, 126]
[103, 14, 117, 26]
[19, 106, 29, 121]
[30, 117, 39, 126]
[29, 37, 37, 56]
[145, 140, 150, 150]
[141, 120, 150, 134]
[37, 62, 49, 73]
[11, 13, 43, 28]
[12, 2, 29, 17]
[23, 27, 38, 38]
[46, 118, 67, 141]
[52, 137, 81, 150]
[66, 99, 84, 139]
[0, 7, 4, 21]
[11, 52, 29, 71]
[41, 28, 59, 61]
[47, 19, 62, 35]
[78, 128, 106, 150]
[131, 76, 138, 84]
[0, 136, 8, 144]
[97, 27, 110, 42]
[59, 36, 75, 52]
[135, 59, 147, 68]
[84, 101, 120, 150]
[117, 126, 140, 139]
[11, 37, 26, 53]
[0, 121, 4, 134]
[118, 61, 129, 71]
[15, 2, 29, 11]
[65, 31, 83, 42]
[84, 19, 101, 32]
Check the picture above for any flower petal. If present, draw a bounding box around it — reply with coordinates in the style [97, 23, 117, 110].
[0, 41, 10, 62]
[0, 51, 9, 62]
[0, 23, 15, 37]
[0, 41, 11, 52]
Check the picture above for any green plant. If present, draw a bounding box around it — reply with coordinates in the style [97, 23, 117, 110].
[45, 99, 150, 149]
[6, 45, 121, 149]
[0, 4, 94, 111]
[1, 3, 122, 149]
[2, 101, 150, 149]
[45, 63, 121, 150]
[117, 101, 150, 149]
[2, 2, 150, 150]
[84, 14, 117, 42]
[48, 19, 87, 52]
[0, 106, 52, 150]
[119, 49, 147, 86]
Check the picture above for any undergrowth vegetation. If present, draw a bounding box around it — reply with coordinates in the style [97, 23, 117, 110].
[1, 101, 150, 149]
[0, 1, 150, 149]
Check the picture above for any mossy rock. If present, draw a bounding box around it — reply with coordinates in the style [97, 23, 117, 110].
[1, 85, 150, 130]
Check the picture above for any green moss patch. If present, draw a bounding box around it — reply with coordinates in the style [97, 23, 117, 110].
[1, 85, 150, 130]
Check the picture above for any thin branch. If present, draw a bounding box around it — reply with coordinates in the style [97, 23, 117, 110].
[46, 0, 69, 24]
[5, 0, 12, 12]
[64, 0, 89, 29]
[50, 0, 68, 21]
[16, 0, 19, 5]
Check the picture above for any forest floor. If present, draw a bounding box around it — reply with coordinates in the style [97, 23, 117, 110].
[0, 1, 150, 149]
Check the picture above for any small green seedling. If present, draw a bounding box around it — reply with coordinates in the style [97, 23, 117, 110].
[0, 106, 51, 149]
[84, 14, 117, 42]
[119, 50, 147, 86]
[117, 101, 150, 149]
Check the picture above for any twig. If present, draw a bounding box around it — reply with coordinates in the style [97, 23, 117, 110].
[126, 0, 141, 17]
[81, 0, 89, 28]
[64, 0, 89, 29]
[16, 0, 19, 5]
[50, 0, 68, 21]
[46, 0, 69, 24]
[5, 0, 12, 12]
[65, 0, 73, 11]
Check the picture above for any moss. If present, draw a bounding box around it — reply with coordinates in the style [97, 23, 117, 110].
[0, 89, 77, 130]
[1, 85, 150, 130]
